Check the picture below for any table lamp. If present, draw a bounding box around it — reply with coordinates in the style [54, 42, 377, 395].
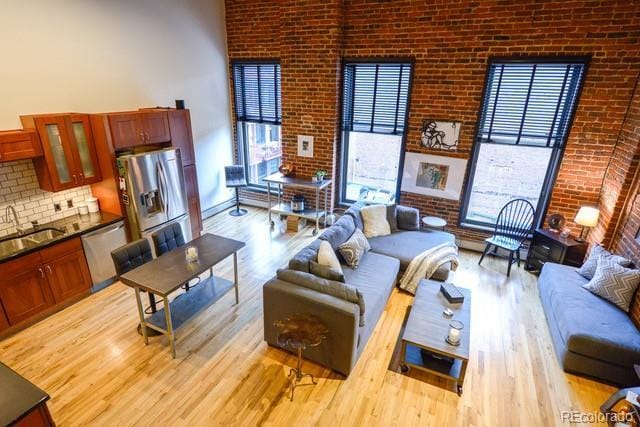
[574, 206, 599, 242]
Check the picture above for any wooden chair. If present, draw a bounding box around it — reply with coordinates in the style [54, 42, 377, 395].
[478, 199, 535, 277]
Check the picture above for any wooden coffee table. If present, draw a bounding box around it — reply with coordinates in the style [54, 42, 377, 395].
[400, 279, 471, 395]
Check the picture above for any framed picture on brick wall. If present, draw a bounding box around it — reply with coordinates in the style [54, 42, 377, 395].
[401, 152, 467, 200]
[420, 120, 461, 151]
[297, 135, 314, 158]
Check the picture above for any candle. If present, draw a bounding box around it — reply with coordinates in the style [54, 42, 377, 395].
[185, 246, 198, 262]
[448, 320, 464, 345]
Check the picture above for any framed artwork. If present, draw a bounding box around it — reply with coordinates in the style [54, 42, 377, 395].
[420, 120, 461, 151]
[297, 135, 314, 158]
[401, 152, 467, 200]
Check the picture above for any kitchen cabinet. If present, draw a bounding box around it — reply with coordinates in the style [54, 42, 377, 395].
[0, 130, 42, 162]
[0, 237, 91, 327]
[0, 302, 9, 332]
[0, 253, 53, 325]
[21, 113, 102, 191]
[40, 238, 92, 304]
[184, 164, 202, 238]
[168, 109, 195, 166]
[109, 111, 170, 150]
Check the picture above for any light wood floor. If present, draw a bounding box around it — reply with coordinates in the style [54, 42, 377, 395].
[0, 207, 616, 426]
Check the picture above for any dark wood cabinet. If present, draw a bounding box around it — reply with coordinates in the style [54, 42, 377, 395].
[525, 228, 588, 273]
[0, 253, 53, 325]
[168, 109, 195, 166]
[0, 237, 91, 328]
[0, 130, 42, 162]
[109, 111, 170, 149]
[21, 113, 102, 191]
[40, 238, 91, 304]
[184, 164, 202, 238]
[0, 301, 11, 332]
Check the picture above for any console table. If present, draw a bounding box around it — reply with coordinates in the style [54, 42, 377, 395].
[264, 172, 331, 236]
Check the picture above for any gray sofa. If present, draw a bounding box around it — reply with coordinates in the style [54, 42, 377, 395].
[263, 204, 456, 375]
[539, 262, 640, 386]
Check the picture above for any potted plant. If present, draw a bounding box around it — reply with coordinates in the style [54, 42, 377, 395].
[314, 169, 328, 182]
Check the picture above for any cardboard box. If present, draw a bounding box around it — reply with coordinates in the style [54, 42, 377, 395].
[286, 216, 306, 232]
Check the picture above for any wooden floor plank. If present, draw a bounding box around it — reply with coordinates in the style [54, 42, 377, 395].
[0, 207, 615, 426]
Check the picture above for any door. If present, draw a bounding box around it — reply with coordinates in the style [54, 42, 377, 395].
[184, 164, 202, 238]
[35, 116, 77, 190]
[141, 111, 170, 144]
[44, 249, 92, 303]
[168, 110, 195, 166]
[69, 114, 101, 185]
[109, 113, 143, 149]
[0, 253, 53, 325]
[157, 149, 188, 221]
[124, 152, 168, 231]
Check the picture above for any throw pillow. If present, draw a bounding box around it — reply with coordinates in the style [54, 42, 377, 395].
[577, 244, 631, 280]
[310, 261, 345, 282]
[317, 240, 342, 273]
[360, 204, 391, 238]
[583, 255, 640, 312]
[338, 228, 371, 268]
[396, 205, 420, 231]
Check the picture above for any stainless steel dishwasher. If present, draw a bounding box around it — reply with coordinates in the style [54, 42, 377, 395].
[81, 220, 127, 291]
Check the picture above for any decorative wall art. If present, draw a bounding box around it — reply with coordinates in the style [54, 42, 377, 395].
[420, 120, 461, 151]
[401, 152, 467, 200]
[297, 135, 314, 158]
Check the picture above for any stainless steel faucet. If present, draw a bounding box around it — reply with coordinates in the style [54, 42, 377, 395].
[5, 205, 24, 235]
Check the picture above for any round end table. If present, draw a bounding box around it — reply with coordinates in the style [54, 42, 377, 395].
[422, 216, 447, 231]
[274, 314, 328, 401]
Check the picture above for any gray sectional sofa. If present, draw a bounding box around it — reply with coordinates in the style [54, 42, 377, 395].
[263, 203, 456, 375]
[539, 262, 640, 386]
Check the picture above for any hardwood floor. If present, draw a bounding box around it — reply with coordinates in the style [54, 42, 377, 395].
[0, 207, 616, 426]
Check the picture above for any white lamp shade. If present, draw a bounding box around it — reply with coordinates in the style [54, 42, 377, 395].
[574, 206, 600, 227]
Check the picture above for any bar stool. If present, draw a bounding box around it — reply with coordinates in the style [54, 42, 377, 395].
[225, 165, 248, 216]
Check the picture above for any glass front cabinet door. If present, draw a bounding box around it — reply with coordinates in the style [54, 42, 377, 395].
[25, 114, 102, 192]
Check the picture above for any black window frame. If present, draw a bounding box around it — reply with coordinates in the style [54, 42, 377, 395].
[338, 58, 415, 206]
[231, 59, 282, 190]
[459, 56, 590, 232]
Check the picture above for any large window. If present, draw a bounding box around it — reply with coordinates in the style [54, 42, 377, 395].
[460, 58, 588, 230]
[340, 61, 413, 204]
[232, 61, 282, 188]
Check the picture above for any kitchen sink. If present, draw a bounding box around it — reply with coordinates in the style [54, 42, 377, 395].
[23, 228, 66, 243]
[0, 237, 37, 257]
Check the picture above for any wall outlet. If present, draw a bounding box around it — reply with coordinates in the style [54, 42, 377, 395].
[53, 203, 61, 212]
[67, 199, 73, 208]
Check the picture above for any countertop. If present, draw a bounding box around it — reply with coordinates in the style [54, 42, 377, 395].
[0, 362, 49, 426]
[0, 211, 123, 264]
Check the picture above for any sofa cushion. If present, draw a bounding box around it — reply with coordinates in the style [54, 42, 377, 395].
[361, 204, 391, 238]
[539, 263, 640, 368]
[387, 204, 398, 232]
[368, 230, 455, 270]
[344, 202, 366, 230]
[338, 228, 370, 269]
[397, 205, 420, 231]
[288, 239, 321, 273]
[342, 251, 400, 343]
[583, 256, 640, 312]
[577, 244, 631, 280]
[319, 214, 356, 250]
[310, 261, 345, 283]
[276, 268, 365, 326]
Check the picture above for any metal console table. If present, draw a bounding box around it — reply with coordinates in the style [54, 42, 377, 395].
[263, 172, 331, 236]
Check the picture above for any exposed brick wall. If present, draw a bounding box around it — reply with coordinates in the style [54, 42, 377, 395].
[225, 0, 640, 244]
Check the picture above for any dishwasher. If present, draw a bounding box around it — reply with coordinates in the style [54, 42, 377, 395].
[81, 220, 128, 291]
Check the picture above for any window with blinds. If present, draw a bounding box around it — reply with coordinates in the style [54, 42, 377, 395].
[342, 62, 412, 135]
[460, 58, 588, 230]
[339, 61, 414, 204]
[232, 61, 282, 188]
[232, 62, 281, 124]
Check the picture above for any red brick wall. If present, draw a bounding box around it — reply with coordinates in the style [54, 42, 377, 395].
[225, 0, 640, 244]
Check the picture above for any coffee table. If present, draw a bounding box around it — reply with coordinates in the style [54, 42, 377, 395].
[400, 279, 471, 395]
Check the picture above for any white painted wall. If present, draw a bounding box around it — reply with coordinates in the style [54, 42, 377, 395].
[0, 0, 234, 211]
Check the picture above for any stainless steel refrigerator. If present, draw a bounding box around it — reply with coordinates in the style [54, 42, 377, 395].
[117, 148, 191, 252]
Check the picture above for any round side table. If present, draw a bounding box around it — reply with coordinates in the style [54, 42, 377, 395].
[274, 314, 328, 401]
[422, 216, 447, 231]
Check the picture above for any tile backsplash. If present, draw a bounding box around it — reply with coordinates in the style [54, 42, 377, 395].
[0, 160, 92, 237]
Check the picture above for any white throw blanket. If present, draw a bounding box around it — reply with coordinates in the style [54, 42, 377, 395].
[399, 242, 459, 294]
